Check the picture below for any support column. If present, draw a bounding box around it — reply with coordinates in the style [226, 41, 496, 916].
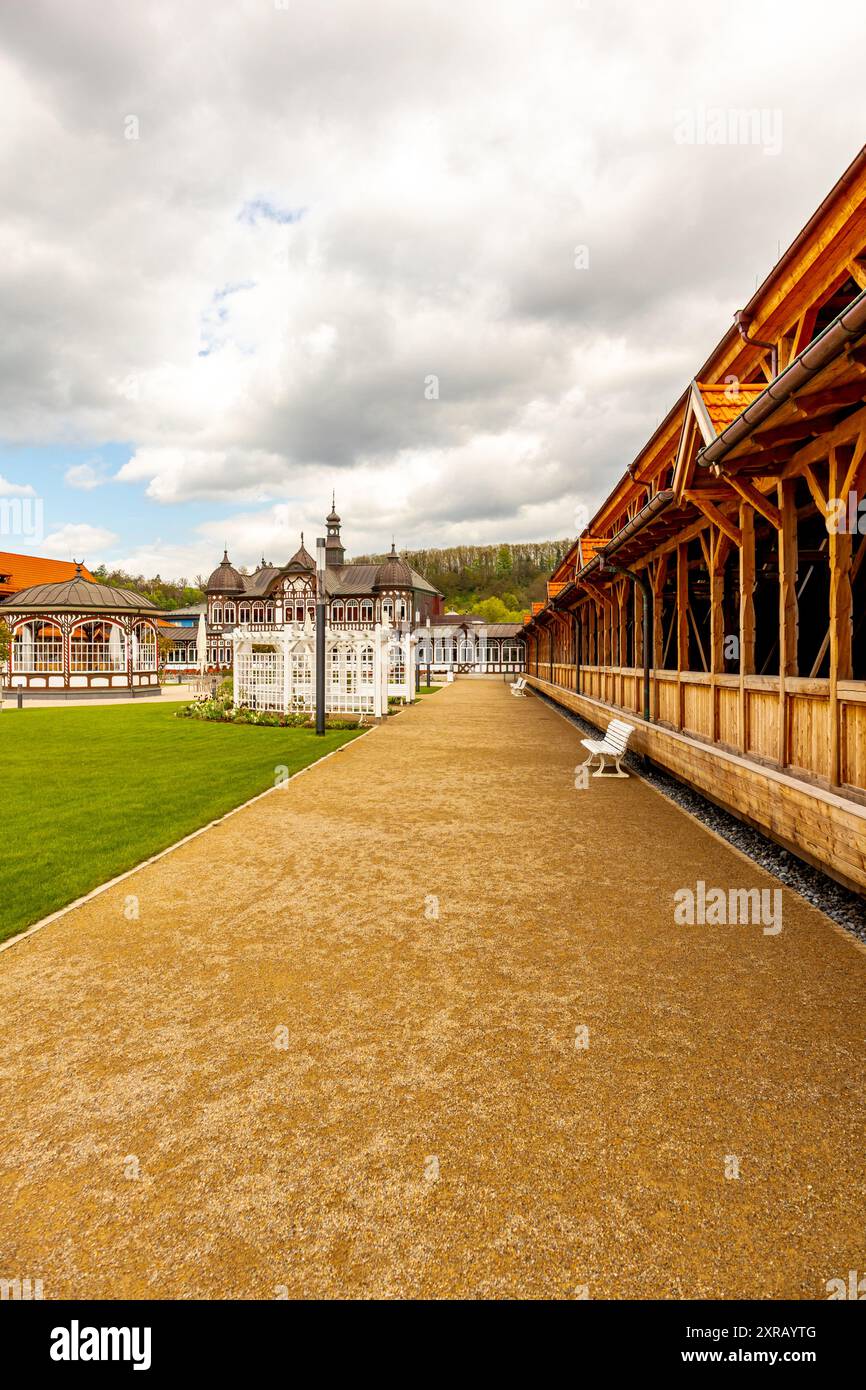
[777, 479, 799, 768]
[738, 503, 756, 755]
[828, 448, 853, 786]
[676, 542, 689, 729]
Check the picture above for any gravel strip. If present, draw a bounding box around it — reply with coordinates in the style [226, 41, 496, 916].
[534, 688, 866, 944]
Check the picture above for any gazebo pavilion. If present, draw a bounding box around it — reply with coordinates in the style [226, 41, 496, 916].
[1, 571, 162, 700]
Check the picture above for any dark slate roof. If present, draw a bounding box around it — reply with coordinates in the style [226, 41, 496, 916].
[374, 545, 413, 590]
[241, 566, 282, 595]
[483, 623, 525, 637]
[206, 551, 246, 593]
[2, 577, 158, 613]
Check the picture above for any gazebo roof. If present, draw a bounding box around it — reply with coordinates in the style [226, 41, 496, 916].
[2, 575, 158, 614]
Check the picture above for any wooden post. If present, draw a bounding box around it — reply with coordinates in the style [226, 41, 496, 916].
[708, 528, 725, 744]
[676, 542, 689, 729]
[777, 478, 799, 768]
[617, 580, 627, 707]
[738, 503, 756, 755]
[652, 554, 668, 721]
[828, 447, 853, 786]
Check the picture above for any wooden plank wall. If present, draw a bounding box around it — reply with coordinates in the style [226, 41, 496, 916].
[526, 674, 866, 895]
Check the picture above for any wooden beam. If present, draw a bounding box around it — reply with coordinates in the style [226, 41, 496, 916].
[777, 478, 799, 768]
[793, 380, 866, 418]
[847, 258, 866, 290]
[685, 492, 743, 547]
[803, 464, 828, 517]
[676, 542, 689, 674]
[723, 474, 782, 529]
[828, 447, 853, 787]
[738, 503, 756, 755]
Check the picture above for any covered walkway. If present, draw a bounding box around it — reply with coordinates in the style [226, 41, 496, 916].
[0, 681, 864, 1298]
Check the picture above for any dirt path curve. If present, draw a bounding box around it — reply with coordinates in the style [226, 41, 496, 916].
[1, 680, 864, 1299]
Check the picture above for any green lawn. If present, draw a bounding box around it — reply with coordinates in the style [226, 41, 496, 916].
[0, 704, 361, 943]
[417, 685, 442, 694]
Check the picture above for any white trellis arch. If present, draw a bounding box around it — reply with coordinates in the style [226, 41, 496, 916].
[232, 623, 415, 716]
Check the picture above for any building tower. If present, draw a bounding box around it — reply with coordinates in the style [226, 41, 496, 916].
[325, 494, 345, 567]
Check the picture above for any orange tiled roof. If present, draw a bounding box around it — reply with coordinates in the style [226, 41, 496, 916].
[695, 381, 765, 437]
[578, 535, 606, 568]
[0, 552, 94, 599]
[547, 580, 567, 600]
[531, 601, 544, 615]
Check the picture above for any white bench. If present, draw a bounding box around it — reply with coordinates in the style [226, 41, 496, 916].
[510, 676, 527, 697]
[579, 718, 634, 778]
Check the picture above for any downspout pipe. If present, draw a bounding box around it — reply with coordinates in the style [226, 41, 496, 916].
[597, 557, 653, 724]
[734, 310, 778, 380]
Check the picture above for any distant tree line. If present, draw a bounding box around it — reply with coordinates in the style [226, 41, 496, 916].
[91, 565, 204, 612]
[88, 537, 572, 620]
[353, 539, 573, 619]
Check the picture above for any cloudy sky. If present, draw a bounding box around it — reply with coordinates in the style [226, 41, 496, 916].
[0, 0, 864, 581]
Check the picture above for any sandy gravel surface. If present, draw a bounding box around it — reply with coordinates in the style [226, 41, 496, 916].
[1, 680, 864, 1300]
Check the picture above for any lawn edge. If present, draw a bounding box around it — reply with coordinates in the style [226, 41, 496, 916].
[0, 725, 374, 956]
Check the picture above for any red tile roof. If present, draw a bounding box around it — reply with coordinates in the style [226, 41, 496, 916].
[0, 552, 94, 601]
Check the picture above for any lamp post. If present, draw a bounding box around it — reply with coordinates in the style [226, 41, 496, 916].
[316, 536, 326, 735]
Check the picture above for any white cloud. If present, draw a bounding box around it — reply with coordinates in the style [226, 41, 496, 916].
[41, 522, 118, 559]
[0, 1, 864, 578]
[0, 474, 36, 497]
[65, 460, 107, 490]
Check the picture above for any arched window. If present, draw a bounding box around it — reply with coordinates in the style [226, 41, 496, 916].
[397, 598, 407, 620]
[12, 619, 63, 672]
[346, 601, 359, 622]
[331, 601, 344, 623]
[265, 605, 274, 623]
[486, 640, 500, 663]
[132, 621, 157, 671]
[360, 600, 373, 623]
[212, 605, 223, 624]
[239, 605, 250, 624]
[70, 620, 126, 673]
[381, 598, 393, 622]
[253, 605, 264, 623]
[224, 603, 236, 623]
[459, 639, 474, 663]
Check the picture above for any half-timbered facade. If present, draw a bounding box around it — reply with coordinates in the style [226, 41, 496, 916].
[175, 502, 443, 674]
[523, 145, 866, 895]
[1, 565, 162, 698]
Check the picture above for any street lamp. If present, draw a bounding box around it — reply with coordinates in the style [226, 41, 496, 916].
[316, 537, 326, 735]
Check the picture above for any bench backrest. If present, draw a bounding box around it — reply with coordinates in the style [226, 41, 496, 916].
[604, 719, 634, 752]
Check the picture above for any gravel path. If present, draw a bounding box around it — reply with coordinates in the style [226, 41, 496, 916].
[1, 680, 864, 1299]
[535, 689, 866, 944]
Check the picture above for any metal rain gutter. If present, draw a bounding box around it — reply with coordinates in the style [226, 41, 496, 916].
[696, 286, 866, 471]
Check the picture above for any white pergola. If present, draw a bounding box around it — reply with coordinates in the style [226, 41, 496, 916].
[232, 622, 416, 717]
